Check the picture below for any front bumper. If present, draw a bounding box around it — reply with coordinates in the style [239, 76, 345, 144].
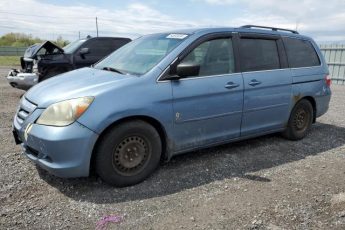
[13, 109, 99, 178]
[6, 69, 38, 90]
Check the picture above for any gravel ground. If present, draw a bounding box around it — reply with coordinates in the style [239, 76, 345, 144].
[1, 67, 345, 230]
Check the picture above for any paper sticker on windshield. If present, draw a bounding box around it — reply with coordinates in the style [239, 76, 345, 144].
[166, 34, 188, 39]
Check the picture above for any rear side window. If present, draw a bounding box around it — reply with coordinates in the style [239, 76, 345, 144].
[85, 39, 124, 57]
[240, 38, 280, 72]
[109, 39, 130, 51]
[283, 37, 320, 68]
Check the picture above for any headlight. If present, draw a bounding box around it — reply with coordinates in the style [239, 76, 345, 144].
[36, 97, 94, 126]
[33, 60, 38, 73]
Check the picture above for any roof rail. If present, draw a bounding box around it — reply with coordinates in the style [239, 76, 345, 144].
[240, 25, 299, 34]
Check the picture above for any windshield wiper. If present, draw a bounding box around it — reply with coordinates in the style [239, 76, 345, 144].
[102, 66, 125, 74]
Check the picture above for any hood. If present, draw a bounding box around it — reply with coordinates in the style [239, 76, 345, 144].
[25, 67, 136, 107]
[24, 41, 64, 59]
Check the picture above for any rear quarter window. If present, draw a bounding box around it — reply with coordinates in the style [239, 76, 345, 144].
[283, 37, 321, 68]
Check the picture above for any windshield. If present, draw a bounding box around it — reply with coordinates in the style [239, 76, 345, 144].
[94, 33, 189, 75]
[63, 39, 87, 54]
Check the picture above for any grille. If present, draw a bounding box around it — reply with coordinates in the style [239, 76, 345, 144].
[16, 97, 37, 126]
[16, 109, 29, 124]
[26, 146, 39, 157]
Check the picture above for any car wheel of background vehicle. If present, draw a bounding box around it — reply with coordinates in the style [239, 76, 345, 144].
[282, 99, 313, 140]
[95, 120, 162, 187]
[39, 70, 63, 82]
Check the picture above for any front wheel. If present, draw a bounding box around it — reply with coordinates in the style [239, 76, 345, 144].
[282, 99, 313, 140]
[39, 70, 64, 82]
[95, 120, 162, 187]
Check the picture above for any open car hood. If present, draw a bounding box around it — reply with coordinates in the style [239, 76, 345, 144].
[23, 41, 64, 59]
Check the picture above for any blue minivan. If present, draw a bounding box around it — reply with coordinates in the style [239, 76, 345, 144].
[13, 25, 331, 186]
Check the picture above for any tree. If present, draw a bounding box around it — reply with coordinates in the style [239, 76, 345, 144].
[0, 33, 69, 47]
[56, 35, 69, 47]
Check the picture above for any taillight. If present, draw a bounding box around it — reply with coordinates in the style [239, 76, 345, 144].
[325, 75, 331, 87]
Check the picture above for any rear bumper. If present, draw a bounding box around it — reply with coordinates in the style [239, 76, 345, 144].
[13, 119, 99, 178]
[6, 69, 38, 90]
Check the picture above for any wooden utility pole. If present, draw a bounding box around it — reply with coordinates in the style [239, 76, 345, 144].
[96, 17, 99, 37]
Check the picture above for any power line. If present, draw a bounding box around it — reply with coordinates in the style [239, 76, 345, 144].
[0, 25, 93, 35]
[0, 10, 128, 23]
[0, 18, 87, 26]
[0, 25, 17, 29]
[0, 10, 95, 20]
[0, 10, 142, 40]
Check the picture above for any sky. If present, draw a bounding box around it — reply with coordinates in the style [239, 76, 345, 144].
[0, 0, 344, 43]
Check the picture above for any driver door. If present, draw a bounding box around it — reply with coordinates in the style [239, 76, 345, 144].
[170, 35, 244, 152]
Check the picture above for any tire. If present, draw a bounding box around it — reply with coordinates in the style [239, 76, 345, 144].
[95, 120, 162, 187]
[282, 99, 313, 140]
[39, 70, 63, 82]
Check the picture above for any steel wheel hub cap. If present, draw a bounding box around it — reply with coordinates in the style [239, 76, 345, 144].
[294, 109, 307, 130]
[113, 136, 148, 174]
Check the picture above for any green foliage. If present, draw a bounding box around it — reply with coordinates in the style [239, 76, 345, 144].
[0, 33, 42, 47]
[0, 33, 69, 48]
[0, 56, 20, 66]
[56, 35, 69, 47]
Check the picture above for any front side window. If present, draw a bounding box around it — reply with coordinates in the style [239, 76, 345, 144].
[179, 38, 235, 77]
[240, 38, 280, 72]
[63, 39, 87, 54]
[95, 33, 188, 75]
[283, 37, 320, 68]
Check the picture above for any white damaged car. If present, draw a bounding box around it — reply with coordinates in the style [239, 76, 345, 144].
[6, 69, 38, 90]
[6, 42, 60, 90]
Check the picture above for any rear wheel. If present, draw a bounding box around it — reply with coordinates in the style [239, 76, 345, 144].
[282, 99, 313, 140]
[95, 120, 162, 187]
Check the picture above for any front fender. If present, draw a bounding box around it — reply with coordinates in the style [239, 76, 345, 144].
[77, 78, 174, 140]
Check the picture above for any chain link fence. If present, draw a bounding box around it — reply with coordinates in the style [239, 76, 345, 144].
[0, 46, 27, 56]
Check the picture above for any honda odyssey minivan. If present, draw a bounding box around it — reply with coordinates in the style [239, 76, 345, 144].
[12, 25, 331, 187]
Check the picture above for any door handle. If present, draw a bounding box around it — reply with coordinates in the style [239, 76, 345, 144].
[248, 79, 262, 86]
[225, 82, 240, 89]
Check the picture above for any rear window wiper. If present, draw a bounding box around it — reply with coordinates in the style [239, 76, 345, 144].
[102, 66, 125, 75]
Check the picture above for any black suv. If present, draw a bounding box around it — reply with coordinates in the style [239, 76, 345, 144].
[7, 36, 131, 89]
[37, 37, 131, 80]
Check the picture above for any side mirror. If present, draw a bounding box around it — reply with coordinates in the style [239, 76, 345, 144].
[79, 47, 89, 56]
[160, 62, 200, 81]
[176, 62, 200, 78]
